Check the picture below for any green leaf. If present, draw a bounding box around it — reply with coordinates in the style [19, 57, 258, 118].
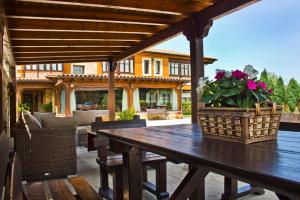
[249, 90, 259, 103]
[225, 98, 237, 106]
[219, 79, 231, 88]
[222, 88, 241, 97]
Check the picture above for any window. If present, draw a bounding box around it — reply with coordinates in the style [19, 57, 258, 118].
[38, 64, 44, 70]
[46, 64, 51, 70]
[73, 65, 84, 74]
[119, 59, 134, 73]
[169, 63, 179, 76]
[32, 65, 37, 70]
[102, 62, 110, 72]
[154, 59, 163, 76]
[25, 65, 31, 70]
[169, 62, 190, 76]
[57, 63, 63, 71]
[181, 64, 190, 76]
[142, 58, 151, 76]
[52, 64, 57, 71]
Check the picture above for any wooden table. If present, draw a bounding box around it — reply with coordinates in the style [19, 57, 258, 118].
[98, 124, 300, 200]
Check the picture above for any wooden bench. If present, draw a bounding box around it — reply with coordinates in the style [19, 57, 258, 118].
[91, 116, 169, 200]
[146, 108, 168, 120]
[0, 131, 103, 200]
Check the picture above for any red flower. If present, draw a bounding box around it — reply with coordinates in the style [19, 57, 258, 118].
[215, 71, 225, 80]
[258, 82, 267, 90]
[232, 70, 248, 80]
[247, 80, 257, 90]
[268, 89, 273, 94]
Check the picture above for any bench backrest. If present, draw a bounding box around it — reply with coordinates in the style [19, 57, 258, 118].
[91, 115, 146, 131]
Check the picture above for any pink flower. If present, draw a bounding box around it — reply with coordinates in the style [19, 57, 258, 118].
[215, 71, 225, 80]
[258, 82, 267, 90]
[232, 70, 248, 80]
[268, 89, 273, 94]
[247, 80, 257, 90]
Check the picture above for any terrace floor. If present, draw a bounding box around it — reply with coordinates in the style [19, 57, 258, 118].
[77, 118, 279, 200]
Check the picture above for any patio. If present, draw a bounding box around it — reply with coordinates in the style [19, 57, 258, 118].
[1, 0, 300, 200]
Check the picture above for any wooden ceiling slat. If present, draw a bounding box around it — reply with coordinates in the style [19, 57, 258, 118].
[17, 55, 110, 62]
[17, 58, 109, 65]
[15, 52, 116, 57]
[7, 18, 162, 34]
[11, 40, 136, 47]
[13, 47, 128, 53]
[6, 2, 181, 25]
[10, 31, 149, 40]
[14, 0, 215, 15]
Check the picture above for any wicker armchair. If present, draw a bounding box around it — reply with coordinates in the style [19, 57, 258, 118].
[15, 127, 77, 181]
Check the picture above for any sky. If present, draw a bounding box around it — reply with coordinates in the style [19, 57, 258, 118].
[155, 0, 300, 82]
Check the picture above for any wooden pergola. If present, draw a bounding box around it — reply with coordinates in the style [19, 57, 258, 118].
[1, 0, 259, 123]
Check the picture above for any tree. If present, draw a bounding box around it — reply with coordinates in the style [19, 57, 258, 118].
[287, 78, 300, 112]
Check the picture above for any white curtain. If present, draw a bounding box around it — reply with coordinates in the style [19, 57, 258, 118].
[133, 88, 141, 112]
[60, 89, 65, 113]
[122, 89, 128, 111]
[70, 90, 76, 112]
[172, 89, 178, 111]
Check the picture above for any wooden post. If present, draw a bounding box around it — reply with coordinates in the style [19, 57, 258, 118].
[183, 15, 213, 123]
[108, 60, 116, 121]
[127, 84, 133, 109]
[64, 82, 72, 116]
[10, 66, 16, 137]
[176, 88, 182, 111]
[0, 13, 3, 133]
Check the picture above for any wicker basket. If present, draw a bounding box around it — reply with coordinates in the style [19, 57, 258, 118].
[198, 104, 282, 144]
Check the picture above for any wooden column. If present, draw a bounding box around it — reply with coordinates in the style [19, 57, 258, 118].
[64, 82, 72, 116]
[0, 14, 3, 133]
[183, 15, 213, 123]
[10, 66, 16, 137]
[108, 60, 116, 121]
[127, 84, 134, 109]
[176, 88, 182, 111]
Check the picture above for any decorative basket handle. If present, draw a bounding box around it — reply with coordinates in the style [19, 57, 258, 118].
[255, 102, 277, 115]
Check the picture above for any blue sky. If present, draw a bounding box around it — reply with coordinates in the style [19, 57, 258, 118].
[155, 0, 300, 82]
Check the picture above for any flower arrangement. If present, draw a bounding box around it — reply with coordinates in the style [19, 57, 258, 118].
[201, 65, 273, 108]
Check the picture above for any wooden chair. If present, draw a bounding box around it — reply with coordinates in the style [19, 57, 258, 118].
[0, 131, 103, 200]
[91, 116, 169, 200]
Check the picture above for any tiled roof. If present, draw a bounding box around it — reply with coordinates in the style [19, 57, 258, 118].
[145, 48, 217, 61]
[17, 78, 55, 83]
[48, 74, 190, 83]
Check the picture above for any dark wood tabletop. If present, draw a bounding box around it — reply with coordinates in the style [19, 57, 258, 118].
[98, 124, 300, 199]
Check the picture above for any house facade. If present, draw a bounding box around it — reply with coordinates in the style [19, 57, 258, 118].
[16, 49, 216, 115]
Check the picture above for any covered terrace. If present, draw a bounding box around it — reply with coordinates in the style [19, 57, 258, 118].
[2, 1, 299, 200]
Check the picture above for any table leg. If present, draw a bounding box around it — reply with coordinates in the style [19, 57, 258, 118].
[189, 165, 207, 200]
[170, 167, 208, 200]
[221, 177, 265, 200]
[122, 147, 142, 200]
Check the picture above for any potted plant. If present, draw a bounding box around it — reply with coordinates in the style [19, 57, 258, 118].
[198, 66, 282, 144]
[40, 102, 53, 112]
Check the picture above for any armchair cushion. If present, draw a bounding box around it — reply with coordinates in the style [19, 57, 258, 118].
[33, 112, 56, 124]
[23, 112, 42, 129]
[42, 116, 78, 128]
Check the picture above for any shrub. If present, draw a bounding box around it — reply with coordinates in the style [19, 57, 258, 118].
[118, 108, 135, 120]
[41, 102, 53, 112]
[182, 102, 191, 115]
[17, 103, 30, 112]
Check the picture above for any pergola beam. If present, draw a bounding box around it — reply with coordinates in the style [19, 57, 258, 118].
[13, 0, 215, 15]
[14, 52, 116, 58]
[7, 18, 163, 34]
[11, 40, 137, 47]
[16, 58, 109, 65]
[10, 31, 149, 41]
[112, 0, 259, 62]
[13, 47, 128, 53]
[6, 1, 180, 25]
